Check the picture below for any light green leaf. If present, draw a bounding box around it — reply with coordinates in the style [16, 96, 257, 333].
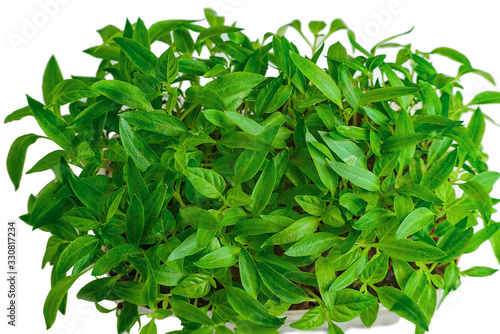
[114, 37, 158, 77]
[93, 80, 154, 111]
[195, 246, 240, 268]
[396, 208, 435, 239]
[262, 216, 319, 247]
[376, 239, 446, 262]
[327, 161, 380, 191]
[290, 51, 343, 108]
[187, 167, 226, 198]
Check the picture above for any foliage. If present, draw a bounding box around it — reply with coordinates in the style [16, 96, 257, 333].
[6, 8, 500, 334]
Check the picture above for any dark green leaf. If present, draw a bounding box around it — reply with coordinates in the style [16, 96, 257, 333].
[42, 55, 64, 105]
[119, 117, 160, 171]
[27, 96, 74, 150]
[256, 261, 310, 304]
[7, 134, 42, 190]
[120, 110, 186, 136]
[226, 287, 284, 327]
[374, 286, 429, 330]
[125, 195, 145, 245]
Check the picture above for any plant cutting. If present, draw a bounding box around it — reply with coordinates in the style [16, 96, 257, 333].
[6, 8, 500, 334]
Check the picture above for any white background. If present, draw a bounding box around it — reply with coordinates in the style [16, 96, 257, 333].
[1, 0, 500, 333]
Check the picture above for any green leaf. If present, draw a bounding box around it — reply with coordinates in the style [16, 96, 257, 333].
[461, 266, 498, 277]
[468, 91, 500, 105]
[141, 257, 158, 310]
[205, 72, 265, 110]
[376, 239, 446, 262]
[262, 216, 319, 247]
[55, 235, 101, 280]
[306, 132, 338, 194]
[92, 244, 143, 276]
[353, 209, 395, 230]
[7, 134, 42, 190]
[285, 232, 340, 257]
[50, 79, 100, 106]
[179, 206, 220, 230]
[196, 25, 243, 44]
[315, 104, 337, 131]
[374, 286, 429, 330]
[396, 207, 435, 239]
[114, 37, 158, 77]
[382, 133, 427, 152]
[465, 222, 500, 254]
[202, 109, 234, 128]
[125, 156, 149, 202]
[44, 272, 85, 329]
[139, 318, 157, 334]
[119, 117, 160, 171]
[239, 247, 260, 298]
[420, 81, 442, 115]
[125, 194, 145, 245]
[290, 51, 343, 108]
[421, 149, 457, 190]
[256, 261, 310, 304]
[26, 96, 74, 150]
[315, 257, 336, 309]
[187, 167, 226, 198]
[338, 64, 363, 108]
[77, 277, 115, 302]
[60, 207, 101, 231]
[255, 75, 283, 116]
[120, 110, 186, 136]
[437, 226, 473, 263]
[431, 47, 472, 67]
[70, 98, 121, 128]
[170, 298, 214, 325]
[329, 289, 377, 322]
[156, 47, 178, 83]
[355, 87, 420, 110]
[294, 195, 325, 216]
[234, 150, 267, 185]
[225, 188, 254, 207]
[195, 246, 240, 268]
[361, 253, 389, 284]
[290, 306, 327, 330]
[319, 133, 366, 168]
[327, 161, 380, 191]
[251, 159, 276, 217]
[329, 250, 368, 292]
[67, 173, 105, 209]
[42, 55, 64, 105]
[170, 274, 210, 298]
[220, 131, 274, 151]
[226, 287, 284, 327]
[459, 180, 492, 223]
[186, 86, 226, 110]
[4, 105, 33, 123]
[93, 80, 154, 111]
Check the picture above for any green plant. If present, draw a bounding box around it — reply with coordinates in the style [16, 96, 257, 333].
[6, 8, 500, 334]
